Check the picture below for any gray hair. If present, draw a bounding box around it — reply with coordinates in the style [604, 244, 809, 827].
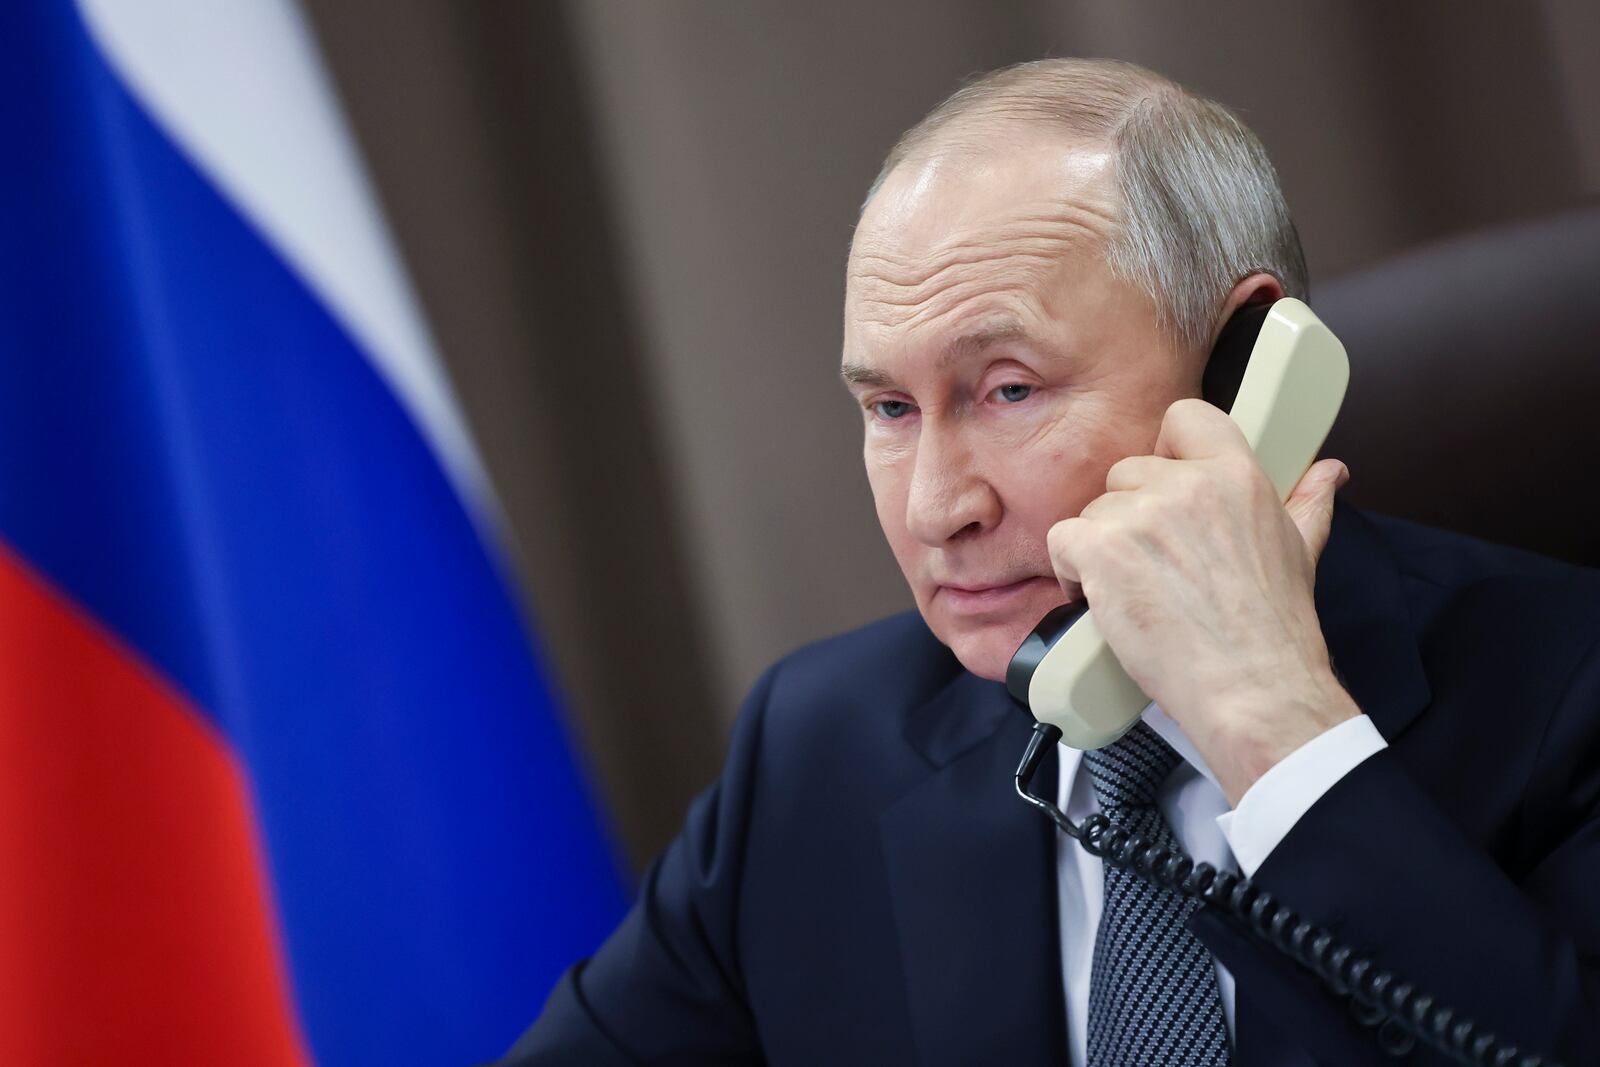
[864, 58, 1309, 353]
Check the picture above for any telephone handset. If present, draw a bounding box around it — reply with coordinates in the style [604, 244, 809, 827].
[1005, 298, 1560, 1064]
[1006, 296, 1350, 750]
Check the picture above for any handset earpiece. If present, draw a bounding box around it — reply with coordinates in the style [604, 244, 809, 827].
[1006, 297, 1350, 749]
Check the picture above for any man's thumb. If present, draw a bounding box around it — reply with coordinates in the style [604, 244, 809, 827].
[1285, 458, 1349, 562]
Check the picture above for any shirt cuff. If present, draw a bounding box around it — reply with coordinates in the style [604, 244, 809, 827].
[1215, 715, 1387, 876]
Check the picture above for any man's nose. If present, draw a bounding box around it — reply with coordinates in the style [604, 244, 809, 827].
[904, 423, 1000, 546]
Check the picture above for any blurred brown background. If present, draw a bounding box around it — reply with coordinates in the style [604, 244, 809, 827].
[297, 0, 1600, 871]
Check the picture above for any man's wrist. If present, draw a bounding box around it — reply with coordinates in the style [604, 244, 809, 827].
[1217, 713, 1388, 874]
[1206, 671, 1362, 806]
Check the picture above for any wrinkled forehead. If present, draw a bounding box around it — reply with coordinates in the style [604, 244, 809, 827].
[845, 140, 1120, 344]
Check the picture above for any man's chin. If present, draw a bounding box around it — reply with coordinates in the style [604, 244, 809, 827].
[935, 616, 1040, 683]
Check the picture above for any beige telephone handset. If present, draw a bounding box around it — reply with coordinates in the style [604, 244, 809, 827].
[1005, 297, 1350, 749]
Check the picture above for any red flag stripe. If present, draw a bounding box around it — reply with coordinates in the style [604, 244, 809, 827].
[0, 541, 310, 1065]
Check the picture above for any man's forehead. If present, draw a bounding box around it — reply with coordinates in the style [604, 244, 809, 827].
[851, 138, 1118, 265]
[844, 140, 1118, 333]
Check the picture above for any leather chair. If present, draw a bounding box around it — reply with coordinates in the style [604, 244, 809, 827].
[1317, 202, 1600, 567]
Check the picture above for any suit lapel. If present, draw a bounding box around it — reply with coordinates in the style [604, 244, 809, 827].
[879, 670, 1068, 1067]
[1312, 502, 1431, 742]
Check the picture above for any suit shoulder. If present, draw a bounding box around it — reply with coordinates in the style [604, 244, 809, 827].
[744, 610, 960, 755]
[1362, 509, 1600, 634]
[766, 609, 956, 711]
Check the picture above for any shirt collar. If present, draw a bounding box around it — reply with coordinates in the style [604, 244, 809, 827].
[1054, 700, 1224, 806]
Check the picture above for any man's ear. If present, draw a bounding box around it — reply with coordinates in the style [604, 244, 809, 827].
[1208, 272, 1288, 349]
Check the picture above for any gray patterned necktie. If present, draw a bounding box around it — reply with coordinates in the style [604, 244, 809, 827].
[1082, 722, 1232, 1066]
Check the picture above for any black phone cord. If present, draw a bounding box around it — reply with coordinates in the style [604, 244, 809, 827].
[1015, 721, 1562, 1067]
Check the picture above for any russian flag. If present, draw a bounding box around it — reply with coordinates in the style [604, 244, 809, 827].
[0, 2, 626, 1064]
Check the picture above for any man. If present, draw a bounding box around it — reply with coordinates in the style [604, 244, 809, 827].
[504, 59, 1600, 1065]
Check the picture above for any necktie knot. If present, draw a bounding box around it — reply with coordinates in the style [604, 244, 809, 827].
[1081, 721, 1182, 812]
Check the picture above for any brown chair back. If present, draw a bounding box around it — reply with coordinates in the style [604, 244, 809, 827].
[1316, 203, 1600, 566]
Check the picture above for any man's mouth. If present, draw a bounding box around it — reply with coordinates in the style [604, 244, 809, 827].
[936, 576, 1057, 613]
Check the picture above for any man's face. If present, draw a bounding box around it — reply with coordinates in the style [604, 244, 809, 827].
[843, 139, 1200, 681]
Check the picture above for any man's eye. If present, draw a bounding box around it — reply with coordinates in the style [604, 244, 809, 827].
[872, 399, 914, 420]
[992, 384, 1034, 404]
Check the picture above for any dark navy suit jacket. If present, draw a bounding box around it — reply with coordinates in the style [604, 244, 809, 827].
[502, 505, 1600, 1065]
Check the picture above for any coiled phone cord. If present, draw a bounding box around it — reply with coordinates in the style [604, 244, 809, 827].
[1014, 721, 1564, 1067]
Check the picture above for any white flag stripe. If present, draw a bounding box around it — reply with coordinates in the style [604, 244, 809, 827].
[76, 0, 497, 525]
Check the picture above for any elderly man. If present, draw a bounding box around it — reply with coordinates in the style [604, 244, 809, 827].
[505, 59, 1600, 1066]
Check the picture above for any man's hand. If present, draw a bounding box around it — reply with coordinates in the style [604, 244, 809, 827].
[1046, 398, 1360, 805]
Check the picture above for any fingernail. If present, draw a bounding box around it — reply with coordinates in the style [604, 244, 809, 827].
[1335, 462, 1350, 489]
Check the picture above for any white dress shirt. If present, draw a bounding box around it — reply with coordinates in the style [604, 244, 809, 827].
[1054, 704, 1388, 1066]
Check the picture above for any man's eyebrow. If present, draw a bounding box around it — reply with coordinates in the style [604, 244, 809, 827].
[937, 319, 1029, 368]
[841, 320, 1034, 389]
[840, 362, 893, 388]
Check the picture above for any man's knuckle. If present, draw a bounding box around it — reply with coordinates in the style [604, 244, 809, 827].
[1172, 462, 1208, 497]
[1217, 452, 1258, 486]
[1047, 519, 1077, 557]
[1103, 515, 1143, 554]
